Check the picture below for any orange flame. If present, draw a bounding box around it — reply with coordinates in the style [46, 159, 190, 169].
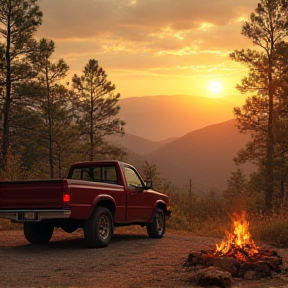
[215, 211, 258, 260]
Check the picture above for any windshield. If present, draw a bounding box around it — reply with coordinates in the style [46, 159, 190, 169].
[124, 166, 144, 188]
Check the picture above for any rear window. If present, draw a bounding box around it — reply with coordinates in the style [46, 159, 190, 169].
[70, 166, 118, 184]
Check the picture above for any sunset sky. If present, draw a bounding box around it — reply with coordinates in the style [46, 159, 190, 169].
[36, 0, 258, 105]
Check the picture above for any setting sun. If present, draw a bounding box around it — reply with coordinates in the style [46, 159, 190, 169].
[208, 81, 223, 95]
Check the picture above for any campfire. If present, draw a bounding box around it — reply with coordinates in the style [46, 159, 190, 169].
[187, 211, 283, 287]
[214, 211, 259, 261]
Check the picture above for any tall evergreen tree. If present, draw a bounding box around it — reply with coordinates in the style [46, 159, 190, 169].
[223, 168, 248, 213]
[142, 160, 160, 182]
[30, 38, 75, 178]
[47, 88, 81, 178]
[0, 0, 42, 170]
[72, 59, 125, 161]
[271, 42, 288, 208]
[231, 0, 288, 211]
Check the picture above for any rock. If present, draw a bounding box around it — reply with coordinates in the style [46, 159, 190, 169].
[263, 256, 283, 272]
[196, 266, 233, 287]
[209, 257, 240, 277]
[254, 261, 271, 277]
[243, 270, 261, 280]
[188, 252, 203, 265]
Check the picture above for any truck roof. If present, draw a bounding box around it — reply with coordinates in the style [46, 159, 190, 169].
[70, 160, 132, 168]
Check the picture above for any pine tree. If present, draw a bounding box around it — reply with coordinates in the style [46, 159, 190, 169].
[142, 160, 160, 182]
[231, 0, 288, 211]
[29, 38, 77, 178]
[0, 0, 42, 170]
[72, 59, 125, 161]
[223, 168, 248, 213]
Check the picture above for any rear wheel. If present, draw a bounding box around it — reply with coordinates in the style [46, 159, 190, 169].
[83, 207, 114, 248]
[147, 208, 166, 238]
[23, 222, 54, 244]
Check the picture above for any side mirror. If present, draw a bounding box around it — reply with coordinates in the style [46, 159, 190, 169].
[145, 180, 153, 189]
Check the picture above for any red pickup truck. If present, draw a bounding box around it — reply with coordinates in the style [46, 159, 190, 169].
[0, 160, 171, 248]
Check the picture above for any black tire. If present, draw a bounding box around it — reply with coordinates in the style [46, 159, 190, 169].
[23, 222, 54, 244]
[147, 208, 166, 239]
[83, 207, 114, 248]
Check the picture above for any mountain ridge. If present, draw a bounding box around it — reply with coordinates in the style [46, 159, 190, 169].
[116, 119, 253, 193]
[113, 94, 251, 193]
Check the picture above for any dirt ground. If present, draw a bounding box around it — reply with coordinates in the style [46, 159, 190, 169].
[1, 227, 288, 288]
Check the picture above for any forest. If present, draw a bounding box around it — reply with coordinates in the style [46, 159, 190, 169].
[0, 0, 126, 181]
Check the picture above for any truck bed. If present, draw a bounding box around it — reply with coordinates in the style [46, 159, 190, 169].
[0, 179, 65, 209]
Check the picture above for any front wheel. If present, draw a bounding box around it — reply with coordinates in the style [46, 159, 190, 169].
[147, 208, 166, 239]
[23, 222, 54, 244]
[83, 207, 114, 248]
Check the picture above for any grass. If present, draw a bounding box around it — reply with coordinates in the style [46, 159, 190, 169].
[249, 216, 288, 248]
[0, 219, 22, 230]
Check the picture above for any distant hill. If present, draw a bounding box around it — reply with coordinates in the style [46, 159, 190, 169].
[119, 94, 238, 141]
[120, 119, 253, 194]
[106, 134, 177, 155]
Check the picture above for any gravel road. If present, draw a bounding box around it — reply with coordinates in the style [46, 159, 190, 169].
[1, 227, 288, 288]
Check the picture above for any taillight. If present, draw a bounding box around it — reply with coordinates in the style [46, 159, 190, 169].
[63, 194, 70, 202]
[62, 181, 71, 204]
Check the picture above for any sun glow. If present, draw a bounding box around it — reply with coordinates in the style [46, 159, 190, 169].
[208, 80, 223, 95]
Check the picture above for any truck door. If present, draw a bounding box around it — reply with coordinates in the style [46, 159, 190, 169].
[124, 166, 152, 222]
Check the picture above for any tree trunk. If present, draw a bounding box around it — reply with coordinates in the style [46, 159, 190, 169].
[46, 63, 54, 178]
[1, 8, 12, 171]
[90, 95, 94, 161]
[265, 56, 275, 211]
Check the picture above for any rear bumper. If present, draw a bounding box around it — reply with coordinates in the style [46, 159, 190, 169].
[0, 209, 71, 222]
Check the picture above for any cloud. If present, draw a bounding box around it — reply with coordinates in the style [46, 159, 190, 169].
[38, 0, 256, 40]
[36, 0, 258, 97]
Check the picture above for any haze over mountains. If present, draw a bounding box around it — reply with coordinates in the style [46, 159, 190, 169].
[118, 94, 241, 141]
[108, 95, 252, 194]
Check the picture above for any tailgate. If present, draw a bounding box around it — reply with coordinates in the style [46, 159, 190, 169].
[0, 179, 65, 209]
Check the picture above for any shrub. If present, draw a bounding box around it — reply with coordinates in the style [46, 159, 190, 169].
[255, 219, 288, 248]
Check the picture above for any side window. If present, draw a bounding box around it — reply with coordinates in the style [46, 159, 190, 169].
[70, 167, 96, 181]
[124, 167, 143, 188]
[93, 167, 101, 182]
[102, 166, 118, 183]
[82, 168, 91, 181]
[70, 166, 118, 183]
[71, 168, 81, 180]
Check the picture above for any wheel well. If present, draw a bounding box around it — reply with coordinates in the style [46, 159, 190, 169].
[96, 200, 115, 217]
[156, 202, 166, 213]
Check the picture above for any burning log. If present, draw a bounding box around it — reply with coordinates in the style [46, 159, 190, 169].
[187, 211, 283, 286]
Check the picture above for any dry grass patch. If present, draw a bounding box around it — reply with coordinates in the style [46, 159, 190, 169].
[0, 219, 22, 231]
